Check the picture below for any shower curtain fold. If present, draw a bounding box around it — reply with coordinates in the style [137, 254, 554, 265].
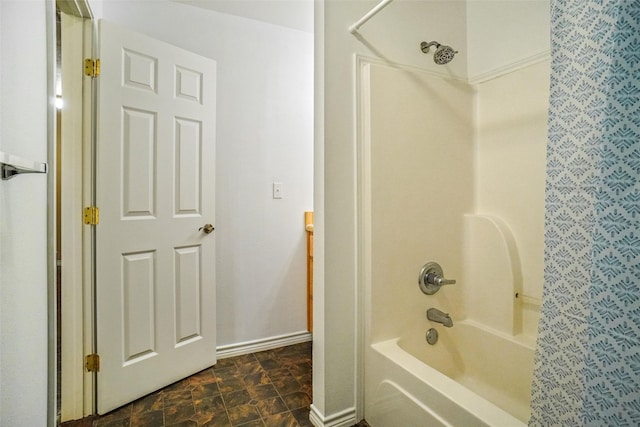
[530, 1, 640, 425]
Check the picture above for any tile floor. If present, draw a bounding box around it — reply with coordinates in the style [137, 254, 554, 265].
[64, 342, 313, 427]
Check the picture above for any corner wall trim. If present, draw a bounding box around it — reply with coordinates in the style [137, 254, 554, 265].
[216, 331, 311, 359]
[309, 405, 357, 427]
[467, 50, 551, 85]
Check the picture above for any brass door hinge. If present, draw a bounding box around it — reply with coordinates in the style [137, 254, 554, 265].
[83, 206, 100, 225]
[84, 58, 100, 77]
[85, 354, 100, 372]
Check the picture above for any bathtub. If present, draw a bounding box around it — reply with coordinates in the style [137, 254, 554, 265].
[365, 320, 536, 427]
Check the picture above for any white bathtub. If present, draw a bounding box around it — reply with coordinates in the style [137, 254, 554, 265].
[365, 320, 535, 426]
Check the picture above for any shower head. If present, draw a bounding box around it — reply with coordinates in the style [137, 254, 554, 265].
[433, 45, 458, 65]
[420, 41, 458, 65]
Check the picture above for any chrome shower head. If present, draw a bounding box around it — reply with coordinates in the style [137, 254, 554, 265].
[420, 41, 458, 65]
[433, 45, 458, 65]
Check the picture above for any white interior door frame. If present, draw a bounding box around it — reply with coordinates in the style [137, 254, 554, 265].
[59, 1, 96, 420]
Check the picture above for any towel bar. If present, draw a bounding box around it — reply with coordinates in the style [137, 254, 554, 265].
[0, 151, 48, 180]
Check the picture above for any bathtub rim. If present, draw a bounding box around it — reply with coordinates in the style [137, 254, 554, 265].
[402, 318, 538, 352]
[370, 336, 528, 427]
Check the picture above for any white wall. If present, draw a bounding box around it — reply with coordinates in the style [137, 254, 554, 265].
[174, 0, 314, 33]
[0, 1, 51, 425]
[361, 60, 550, 344]
[466, 0, 550, 80]
[367, 63, 474, 343]
[96, 0, 314, 347]
[475, 60, 550, 336]
[317, 1, 549, 424]
[315, 1, 468, 424]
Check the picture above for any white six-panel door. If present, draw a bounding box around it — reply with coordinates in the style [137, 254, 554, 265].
[96, 20, 216, 413]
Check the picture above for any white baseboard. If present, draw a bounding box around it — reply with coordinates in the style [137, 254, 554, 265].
[216, 331, 312, 359]
[309, 405, 357, 427]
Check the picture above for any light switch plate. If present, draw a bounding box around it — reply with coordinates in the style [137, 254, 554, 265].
[273, 182, 283, 199]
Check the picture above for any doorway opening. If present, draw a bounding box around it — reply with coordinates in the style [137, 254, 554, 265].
[55, 2, 314, 422]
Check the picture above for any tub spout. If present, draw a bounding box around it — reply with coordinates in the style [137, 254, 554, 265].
[427, 308, 453, 327]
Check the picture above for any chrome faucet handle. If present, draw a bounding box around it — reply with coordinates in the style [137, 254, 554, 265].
[425, 272, 456, 286]
[419, 262, 456, 295]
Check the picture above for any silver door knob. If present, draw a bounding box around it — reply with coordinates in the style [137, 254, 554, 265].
[199, 224, 215, 234]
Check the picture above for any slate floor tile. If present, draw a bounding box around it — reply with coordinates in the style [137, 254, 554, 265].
[58, 341, 360, 427]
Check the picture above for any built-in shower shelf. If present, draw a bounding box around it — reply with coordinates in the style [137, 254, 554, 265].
[515, 293, 542, 307]
[463, 214, 524, 336]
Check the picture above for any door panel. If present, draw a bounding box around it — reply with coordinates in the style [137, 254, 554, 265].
[122, 107, 156, 217]
[174, 245, 202, 344]
[121, 250, 156, 364]
[175, 118, 202, 215]
[96, 20, 216, 414]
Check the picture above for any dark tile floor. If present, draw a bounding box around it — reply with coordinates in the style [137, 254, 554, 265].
[66, 342, 313, 427]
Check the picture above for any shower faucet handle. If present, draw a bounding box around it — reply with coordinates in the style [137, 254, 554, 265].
[425, 272, 456, 286]
[418, 262, 456, 295]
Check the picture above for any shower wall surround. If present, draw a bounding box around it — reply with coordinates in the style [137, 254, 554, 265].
[530, 1, 640, 425]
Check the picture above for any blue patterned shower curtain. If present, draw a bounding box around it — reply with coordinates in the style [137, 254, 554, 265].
[529, 1, 640, 425]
